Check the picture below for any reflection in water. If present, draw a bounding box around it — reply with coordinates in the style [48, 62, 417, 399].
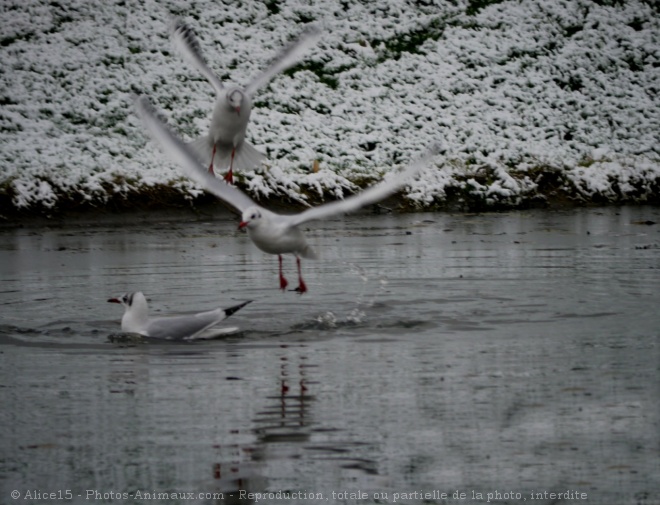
[212, 349, 316, 501]
[0, 207, 659, 504]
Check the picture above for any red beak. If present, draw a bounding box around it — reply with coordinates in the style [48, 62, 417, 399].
[107, 297, 121, 304]
[238, 221, 248, 230]
[235, 106, 241, 116]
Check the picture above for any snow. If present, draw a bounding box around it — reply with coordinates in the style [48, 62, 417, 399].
[1, 0, 658, 212]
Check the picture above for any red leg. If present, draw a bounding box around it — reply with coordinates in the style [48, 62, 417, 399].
[208, 145, 216, 175]
[278, 255, 288, 291]
[295, 256, 307, 294]
[224, 148, 235, 184]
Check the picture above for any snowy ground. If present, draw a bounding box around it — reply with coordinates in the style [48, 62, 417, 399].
[1, 0, 658, 215]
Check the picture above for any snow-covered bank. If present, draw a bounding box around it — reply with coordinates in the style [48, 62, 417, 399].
[1, 0, 658, 216]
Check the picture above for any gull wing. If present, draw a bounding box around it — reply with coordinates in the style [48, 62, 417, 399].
[135, 96, 256, 214]
[171, 18, 224, 95]
[145, 313, 223, 340]
[287, 145, 441, 227]
[244, 24, 321, 98]
[143, 301, 251, 340]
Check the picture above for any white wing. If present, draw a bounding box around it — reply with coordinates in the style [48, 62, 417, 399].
[171, 18, 224, 94]
[244, 24, 321, 98]
[135, 96, 256, 213]
[288, 145, 441, 227]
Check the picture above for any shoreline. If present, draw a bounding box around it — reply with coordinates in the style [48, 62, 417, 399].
[1, 187, 657, 230]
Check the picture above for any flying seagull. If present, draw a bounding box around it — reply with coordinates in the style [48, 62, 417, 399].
[108, 291, 251, 340]
[171, 18, 321, 183]
[135, 96, 440, 294]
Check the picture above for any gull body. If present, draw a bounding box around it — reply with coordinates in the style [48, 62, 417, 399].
[135, 96, 440, 293]
[108, 291, 251, 340]
[239, 206, 316, 259]
[171, 19, 320, 183]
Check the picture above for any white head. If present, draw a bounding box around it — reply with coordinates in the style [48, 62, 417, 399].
[238, 206, 263, 230]
[226, 88, 244, 115]
[108, 291, 149, 333]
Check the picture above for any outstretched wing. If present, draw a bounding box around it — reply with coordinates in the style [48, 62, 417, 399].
[288, 145, 441, 227]
[135, 96, 256, 213]
[244, 24, 321, 98]
[171, 18, 225, 94]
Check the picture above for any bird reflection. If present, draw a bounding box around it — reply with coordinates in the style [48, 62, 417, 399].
[255, 348, 315, 442]
[201, 346, 316, 504]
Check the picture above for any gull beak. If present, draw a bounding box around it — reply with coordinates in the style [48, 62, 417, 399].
[238, 221, 248, 230]
[234, 106, 240, 116]
[107, 297, 121, 304]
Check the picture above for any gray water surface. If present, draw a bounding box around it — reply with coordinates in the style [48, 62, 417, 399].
[1, 207, 659, 505]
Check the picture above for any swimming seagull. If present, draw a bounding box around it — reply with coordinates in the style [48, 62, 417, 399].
[108, 291, 251, 340]
[135, 96, 441, 294]
[171, 18, 321, 184]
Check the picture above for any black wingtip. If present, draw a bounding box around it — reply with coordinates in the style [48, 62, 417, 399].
[170, 17, 203, 51]
[224, 300, 252, 318]
[170, 17, 185, 31]
[134, 95, 152, 118]
[301, 22, 322, 38]
[170, 17, 191, 37]
[431, 142, 447, 157]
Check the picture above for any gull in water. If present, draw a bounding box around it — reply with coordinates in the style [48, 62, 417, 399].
[135, 96, 441, 294]
[108, 291, 251, 340]
[171, 18, 321, 184]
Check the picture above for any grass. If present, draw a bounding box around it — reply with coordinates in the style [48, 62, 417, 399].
[4, 157, 658, 224]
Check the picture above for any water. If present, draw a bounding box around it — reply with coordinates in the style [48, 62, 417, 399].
[1, 206, 659, 505]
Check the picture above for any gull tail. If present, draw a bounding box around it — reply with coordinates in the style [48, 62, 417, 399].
[223, 300, 252, 318]
[233, 141, 266, 171]
[187, 135, 214, 167]
[188, 137, 266, 173]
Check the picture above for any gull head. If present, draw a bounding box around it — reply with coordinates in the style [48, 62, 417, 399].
[108, 291, 149, 332]
[238, 206, 263, 230]
[227, 88, 244, 115]
[108, 291, 148, 311]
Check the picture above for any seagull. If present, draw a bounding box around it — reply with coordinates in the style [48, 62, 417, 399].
[171, 18, 321, 184]
[135, 96, 441, 294]
[108, 291, 251, 340]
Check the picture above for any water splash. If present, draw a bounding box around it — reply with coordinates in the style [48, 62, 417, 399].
[315, 311, 338, 329]
[348, 262, 389, 313]
[299, 265, 390, 331]
[346, 308, 366, 324]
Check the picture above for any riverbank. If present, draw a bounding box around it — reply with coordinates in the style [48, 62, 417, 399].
[1, 0, 658, 219]
[2, 165, 658, 227]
